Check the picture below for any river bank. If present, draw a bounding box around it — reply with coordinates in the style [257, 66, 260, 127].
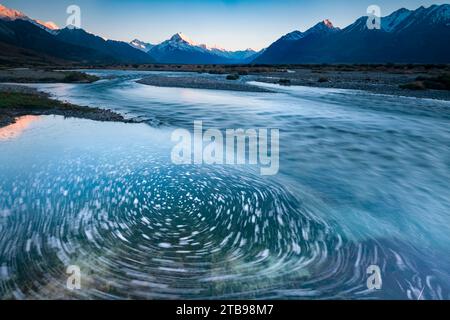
[0, 84, 132, 128]
[0, 68, 100, 83]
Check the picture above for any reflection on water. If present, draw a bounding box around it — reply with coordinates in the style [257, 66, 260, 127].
[1, 70, 449, 300]
[0, 116, 40, 141]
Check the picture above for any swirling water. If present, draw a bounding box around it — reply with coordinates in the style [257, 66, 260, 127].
[0, 70, 449, 299]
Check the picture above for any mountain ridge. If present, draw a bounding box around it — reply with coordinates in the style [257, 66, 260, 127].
[135, 32, 260, 64]
[0, 3, 155, 65]
[254, 4, 450, 64]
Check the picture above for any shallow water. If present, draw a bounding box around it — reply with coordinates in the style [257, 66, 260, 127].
[0, 70, 449, 299]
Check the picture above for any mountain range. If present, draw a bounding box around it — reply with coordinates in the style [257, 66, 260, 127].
[130, 32, 260, 64]
[255, 4, 450, 64]
[0, 3, 449, 65]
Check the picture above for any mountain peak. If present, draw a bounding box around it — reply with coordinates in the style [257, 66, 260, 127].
[129, 39, 154, 52]
[0, 4, 27, 20]
[170, 32, 195, 45]
[313, 19, 336, 30]
[304, 19, 339, 36]
[322, 19, 334, 28]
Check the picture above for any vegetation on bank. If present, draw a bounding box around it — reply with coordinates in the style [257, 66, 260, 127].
[0, 69, 100, 84]
[226, 74, 240, 80]
[62, 71, 100, 83]
[0, 89, 129, 128]
[278, 79, 291, 86]
[0, 91, 65, 109]
[400, 73, 450, 91]
[95, 63, 450, 74]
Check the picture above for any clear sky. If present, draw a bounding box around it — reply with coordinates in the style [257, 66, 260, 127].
[2, 0, 448, 50]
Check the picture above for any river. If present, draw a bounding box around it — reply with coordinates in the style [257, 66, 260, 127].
[0, 70, 449, 299]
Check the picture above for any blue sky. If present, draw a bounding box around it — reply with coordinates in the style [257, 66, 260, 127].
[2, 0, 447, 50]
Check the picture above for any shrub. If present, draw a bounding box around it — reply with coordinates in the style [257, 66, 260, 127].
[422, 74, 450, 90]
[278, 79, 291, 86]
[63, 72, 99, 83]
[226, 74, 240, 80]
[399, 81, 426, 90]
[408, 74, 450, 90]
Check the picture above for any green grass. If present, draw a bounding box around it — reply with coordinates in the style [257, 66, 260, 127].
[0, 90, 126, 127]
[0, 92, 60, 109]
[0, 91, 90, 112]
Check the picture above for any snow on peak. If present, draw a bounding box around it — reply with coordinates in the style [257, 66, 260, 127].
[323, 19, 334, 28]
[381, 5, 449, 32]
[130, 39, 153, 52]
[165, 33, 230, 53]
[0, 4, 27, 20]
[304, 19, 338, 36]
[381, 8, 412, 32]
[35, 20, 59, 30]
[281, 30, 304, 41]
[0, 4, 59, 32]
[428, 4, 450, 23]
[170, 32, 196, 45]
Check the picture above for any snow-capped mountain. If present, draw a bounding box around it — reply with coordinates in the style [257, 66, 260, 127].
[130, 39, 154, 52]
[303, 19, 340, 36]
[152, 32, 203, 53]
[254, 4, 450, 64]
[0, 3, 59, 33]
[143, 32, 259, 64]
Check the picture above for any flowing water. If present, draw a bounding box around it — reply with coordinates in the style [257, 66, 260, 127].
[0, 70, 449, 299]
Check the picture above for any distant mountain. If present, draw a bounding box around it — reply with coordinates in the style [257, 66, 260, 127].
[55, 28, 155, 64]
[145, 32, 259, 64]
[2, 2, 448, 66]
[208, 47, 259, 63]
[130, 39, 154, 52]
[254, 4, 450, 64]
[255, 20, 339, 64]
[0, 3, 154, 65]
